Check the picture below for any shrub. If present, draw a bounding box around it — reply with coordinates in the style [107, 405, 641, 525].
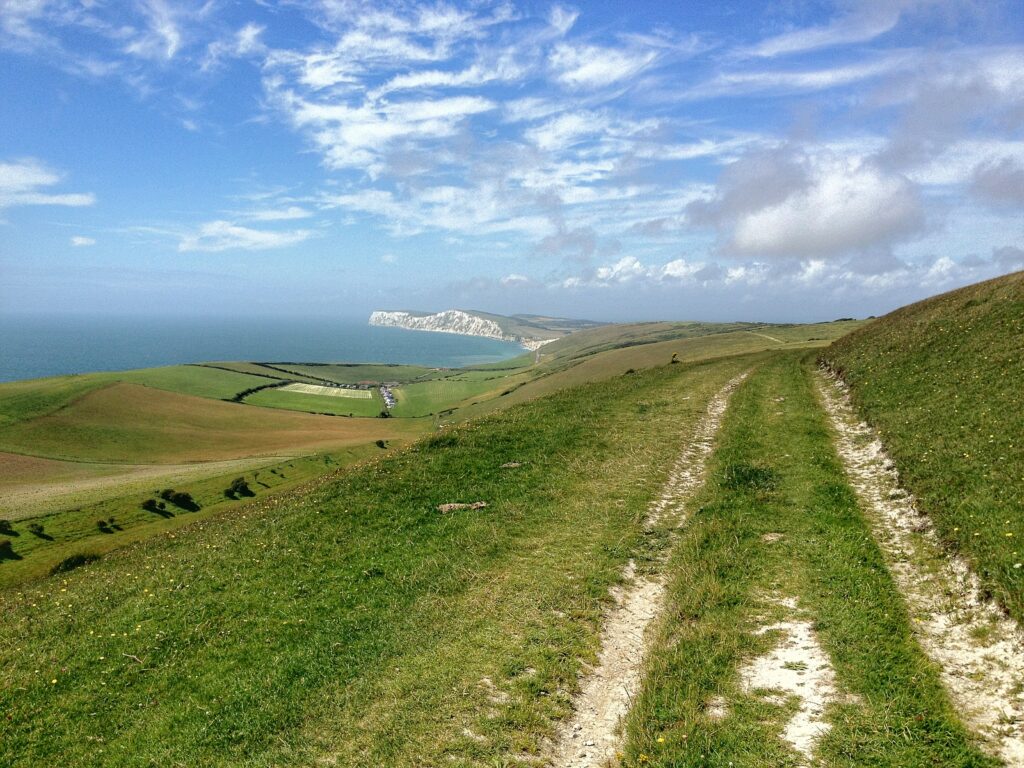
[50, 552, 100, 574]
[97, 519, 111, 532]
[141, 499, 160, 513]
[168, 491, 200, 511]
[159, 489, 175, 501]
[375, 439, 387, 449]
[0, 539, 15, 557]
[225, 477, 253, 499]
[27, 523, 45, 537]
[0, 519, 13, 535]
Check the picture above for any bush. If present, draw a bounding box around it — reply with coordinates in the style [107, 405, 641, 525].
[97, 519, 111, 532]
[0, 539, 15, 557]
[0, 519, 13, 535]
[27, 522, 45, 537]
[375, 439, 387, 449]
[141, 499, 160, 513]
[168, 491, 200, 511]
[224, 476, 254, 499]
[50, 552, 100, 575]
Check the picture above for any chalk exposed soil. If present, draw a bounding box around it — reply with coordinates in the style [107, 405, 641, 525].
[739, 596, 843, 760]
[819, 370, 1024, 765]
[546, 373, 747, 768]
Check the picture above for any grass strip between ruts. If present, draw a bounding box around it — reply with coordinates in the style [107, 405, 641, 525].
[620, 352, 994, 768]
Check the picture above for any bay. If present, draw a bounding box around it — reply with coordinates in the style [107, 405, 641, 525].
[0, 315, 525, 383]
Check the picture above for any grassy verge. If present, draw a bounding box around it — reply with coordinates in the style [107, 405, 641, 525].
[0, 354, 749, 767]
[621, 353, 993, 767]
[821, 272, 1024, 621]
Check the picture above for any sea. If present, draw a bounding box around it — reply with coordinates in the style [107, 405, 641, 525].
[0, 315, 526, 383]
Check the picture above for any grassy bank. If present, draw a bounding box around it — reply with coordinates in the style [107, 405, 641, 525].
[0, 354, 749, 767]
[621, 353, 993, 767]
[822, 271, 1024, 621]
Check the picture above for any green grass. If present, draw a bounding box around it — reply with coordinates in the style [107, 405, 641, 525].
[0, 354, 749, 767]
[0, 375, 107, 428]
[264, 363, 437, 384]
[621, 352, 993, 767]
[113, 366, 274, 400]
[245, 387, 386, 417]
[821, 271, 1024, 622]
[0, 447, 385, 588]
[390, 374, 526, 417]
[0, 382, 423, 463]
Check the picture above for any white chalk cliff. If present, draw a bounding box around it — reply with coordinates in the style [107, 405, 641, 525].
[369, 310, 553, 350]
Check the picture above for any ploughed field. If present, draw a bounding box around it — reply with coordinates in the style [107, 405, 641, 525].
[2, 278, 1022, 767]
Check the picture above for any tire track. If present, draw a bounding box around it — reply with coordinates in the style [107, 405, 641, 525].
[546, 372, 748, 768]
[818, 368, 1024, 766]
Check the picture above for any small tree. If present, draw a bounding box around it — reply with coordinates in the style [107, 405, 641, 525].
[27, 522, 45, 537]
[0, 519, 13, 535]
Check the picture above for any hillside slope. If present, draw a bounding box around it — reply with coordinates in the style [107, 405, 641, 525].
[822, 271, 1024, 620]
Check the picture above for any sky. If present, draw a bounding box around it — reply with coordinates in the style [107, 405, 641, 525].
[1, 0, 1022, 323]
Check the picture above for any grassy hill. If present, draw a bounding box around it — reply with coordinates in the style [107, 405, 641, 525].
[5, 289, 1021, 766]
[821, 271, 1024, 621]
[0, 353, 752, 767]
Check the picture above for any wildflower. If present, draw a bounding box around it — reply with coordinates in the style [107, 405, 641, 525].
[50, 679, 57, 684]
[657, 736, 665, 743]
[1014, 564, 1022, 569]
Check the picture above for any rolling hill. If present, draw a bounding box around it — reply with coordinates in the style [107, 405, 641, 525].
[2, 282, 1022, 766]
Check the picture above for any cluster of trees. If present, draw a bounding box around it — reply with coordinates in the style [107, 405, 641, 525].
[227, 380, 292, 403]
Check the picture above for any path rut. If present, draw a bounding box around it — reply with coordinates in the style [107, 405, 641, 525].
[546, 372, 748, 768]
[818, 369, 1024, 766]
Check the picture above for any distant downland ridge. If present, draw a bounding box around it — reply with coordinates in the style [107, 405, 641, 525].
[369, 309, 599, 350]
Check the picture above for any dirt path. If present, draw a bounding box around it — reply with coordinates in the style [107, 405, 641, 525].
[746, 330, 784, 344]
[547, 372, 748, 768]
[818, 370, 1024, 765]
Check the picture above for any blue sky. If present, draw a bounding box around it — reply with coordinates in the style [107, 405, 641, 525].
[1, 0, 1022, 322]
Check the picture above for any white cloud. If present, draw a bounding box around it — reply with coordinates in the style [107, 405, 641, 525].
[687, 54, 913, 98]
[244, 205, 314, 221]
[0, 158, 95, 209]
[550, 42, 657, 89]
[124, 0, 184, 61]
[746, 2, 907, 58]
[524, 111, 606, 151]
[70, 236, 96, 246]
[178, 220, 315, 252]
[730, 159, 924, 257]
[274, 89, 497, 171]
[548, 6, 579, 36]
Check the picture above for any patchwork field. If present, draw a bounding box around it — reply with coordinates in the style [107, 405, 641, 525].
[281, 383, 373, 398]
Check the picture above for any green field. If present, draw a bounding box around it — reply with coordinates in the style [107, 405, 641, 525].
[246, 386, 386, 417]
